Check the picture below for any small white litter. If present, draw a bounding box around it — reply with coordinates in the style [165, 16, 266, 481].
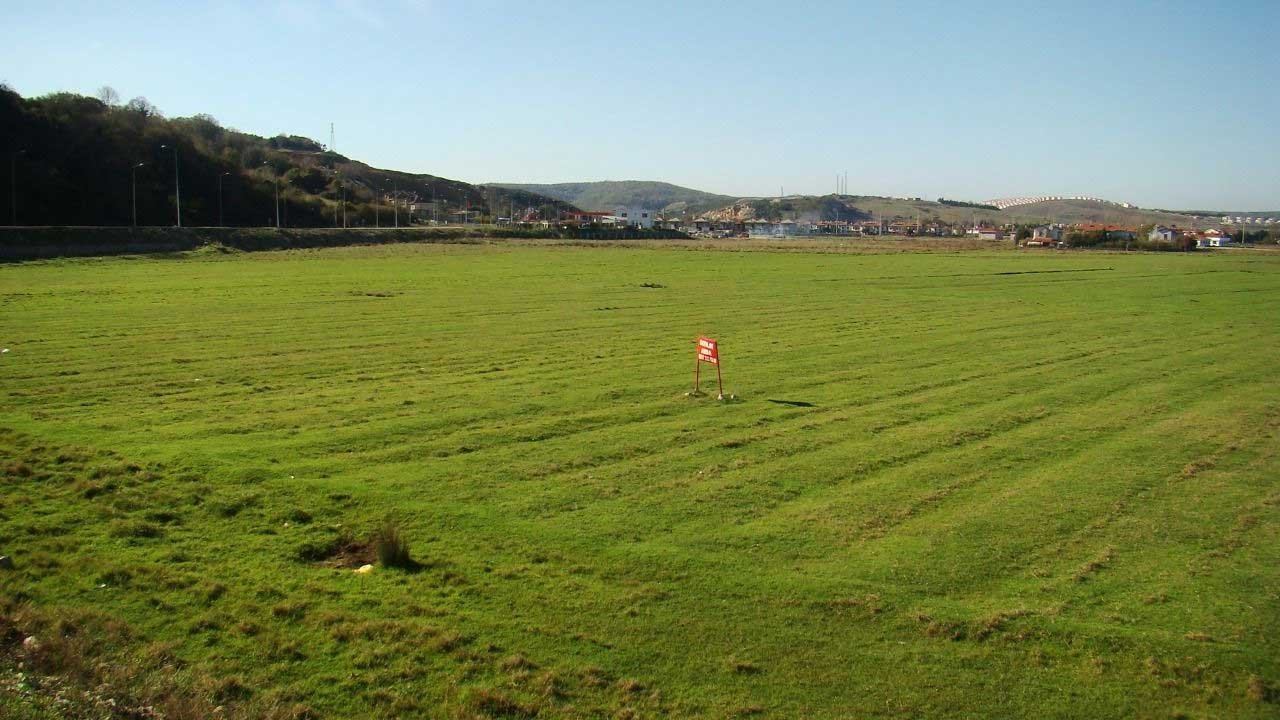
[1, 348, 9, 354]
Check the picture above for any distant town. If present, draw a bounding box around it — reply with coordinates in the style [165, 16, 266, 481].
[492, 205, 1274, 250]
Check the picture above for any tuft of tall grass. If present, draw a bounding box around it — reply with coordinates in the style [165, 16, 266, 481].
[372, 517, 413, 569]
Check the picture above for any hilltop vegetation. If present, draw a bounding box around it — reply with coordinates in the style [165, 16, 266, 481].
[0, 86, 573, 228]
[490, 180, 735, 216]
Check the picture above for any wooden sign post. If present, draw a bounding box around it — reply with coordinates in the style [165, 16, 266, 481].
[693, 335, 725, 400]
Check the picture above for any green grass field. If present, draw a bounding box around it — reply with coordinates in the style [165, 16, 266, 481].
[2, 242, 1278, 719]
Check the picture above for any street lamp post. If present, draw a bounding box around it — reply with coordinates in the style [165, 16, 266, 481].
[218, 172, 230, 227]
[394, 181, 399, 228]
[341, 181, 347, 228]
[332, 172, 339, 227]
[261, 162, 279, 228]
[9, 149, 25, 226]
[131, 162, 145, 227]
[159, 144, 181, 227]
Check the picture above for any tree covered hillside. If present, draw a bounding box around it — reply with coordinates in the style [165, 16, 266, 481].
[0, 87, 573, 228]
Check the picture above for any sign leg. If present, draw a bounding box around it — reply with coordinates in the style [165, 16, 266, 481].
[716, 362, 724, 400]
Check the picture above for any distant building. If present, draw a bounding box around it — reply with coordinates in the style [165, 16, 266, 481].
[1198, 232, 1235, 248]
[815, 221, 853, 235]
[1033, 225, 1063, 242]
[747, 220, 804, 238]
[968, 227, 1003, 240]
[561, 211, 612, 225]
[1149, 226, 1177, 242]
[688, 219, 740, 237]
[614, 207, 655, 229]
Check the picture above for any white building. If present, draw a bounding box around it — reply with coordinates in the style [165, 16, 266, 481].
[614, 207, 655, 229]
[1198, 233, 1235, 248]
[1149, 226, 1177, 242]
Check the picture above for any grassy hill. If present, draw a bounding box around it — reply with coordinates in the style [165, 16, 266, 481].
[0, 87, 574, 228]
[2, 242, 1278, 718]
[490, 180, 735, 215]
[994, 199, 1211, 227]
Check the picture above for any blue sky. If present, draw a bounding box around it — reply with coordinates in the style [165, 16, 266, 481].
[3, 0, 1278, 209]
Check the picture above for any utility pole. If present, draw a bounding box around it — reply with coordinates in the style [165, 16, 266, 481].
[393, 181, 399, 228]
[160, 144, 180, 227]
[131, 162, 145, 227]
[10, 149, 26, 226]
[341, 181, 347, 228]
[262, 162, 279, 227]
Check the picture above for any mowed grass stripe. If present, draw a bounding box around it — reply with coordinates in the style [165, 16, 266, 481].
[2, 244, 1277, 718]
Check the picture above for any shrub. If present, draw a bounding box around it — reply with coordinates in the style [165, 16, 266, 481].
[372, 517, 412, 569]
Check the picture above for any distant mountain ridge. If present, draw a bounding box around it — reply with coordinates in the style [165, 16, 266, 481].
[489, 181, 735, 215]
[492, 179, 1256, 229]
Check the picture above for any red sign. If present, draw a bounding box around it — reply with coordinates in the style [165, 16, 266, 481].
[691, 334, 726, 399]
[697, 336, 719, 365]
